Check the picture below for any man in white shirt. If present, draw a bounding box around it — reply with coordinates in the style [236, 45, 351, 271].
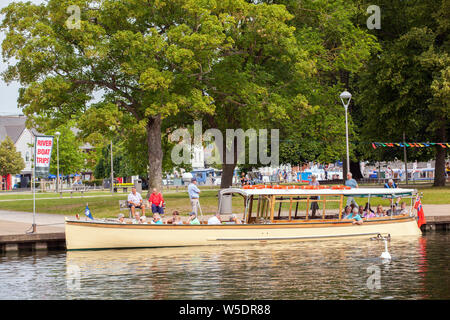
[127, 187, 145, 220]
[208, 213, 222, 225]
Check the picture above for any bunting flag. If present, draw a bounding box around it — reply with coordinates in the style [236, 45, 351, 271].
[372, 142, 449, 148]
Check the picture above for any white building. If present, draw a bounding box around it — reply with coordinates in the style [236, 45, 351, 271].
[0, 115, 39, 188]
[0, 115, 95, 188]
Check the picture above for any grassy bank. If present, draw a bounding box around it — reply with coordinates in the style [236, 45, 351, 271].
[0, 186, 448, 219]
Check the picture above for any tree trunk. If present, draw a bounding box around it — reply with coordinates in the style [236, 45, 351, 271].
[433, 145, 447, 186]
[350, 160, 363, 180]
[221, 163, 236, 188]
[220, 136, 238, 189]
[146, 115, 163, 192]
[342, 157, 348, 183]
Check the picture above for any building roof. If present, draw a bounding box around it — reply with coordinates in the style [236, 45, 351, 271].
[0, 115, 29, 143]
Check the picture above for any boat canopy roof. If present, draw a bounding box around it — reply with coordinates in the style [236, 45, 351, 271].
[219, 187, 416, 198]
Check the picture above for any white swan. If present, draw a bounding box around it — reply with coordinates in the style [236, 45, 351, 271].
[380, 237, 391, 260]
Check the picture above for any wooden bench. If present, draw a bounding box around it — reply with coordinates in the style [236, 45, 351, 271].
[59, 185, 91, 198]
[119, 200, 132, 218]
[119, 200, 147, 219]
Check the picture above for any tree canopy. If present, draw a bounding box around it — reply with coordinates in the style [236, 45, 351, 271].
[355, 0, 449, 185]
[1, 0, 448, 187]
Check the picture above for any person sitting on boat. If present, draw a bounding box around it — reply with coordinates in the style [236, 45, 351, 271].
[345, 172, 359, 208]
[173, 215, 183, 225]
[151, 213, 163, 224]
[384, 179, 401, 207]
[229, 214, 242, 224]
[362, 204, 376, 219]
[344, 207, 363, 225]
[309, 174, 320, 217]
[393, 202, 408, 216]
[375, 204, 386, 217]
[208, 213, 222, 225]
[166, 210, 181, 224]
[358, 205, 365, 216]
[127, 187, 146, 220]
[187, 211, 200, 225]
[140, 215, 148, 224]
[148, 188, 165, 216]
[342, 205, 352, 218]
[363, 202, 374, 214]
[363, 210, 376, 219]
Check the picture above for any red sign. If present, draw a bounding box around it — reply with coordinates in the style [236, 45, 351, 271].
[34, 136, 54, 177]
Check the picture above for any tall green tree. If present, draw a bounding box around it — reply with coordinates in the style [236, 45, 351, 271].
[197, 1, 317, 187]
[46, 124, 85, 176]
[1, 0, 231, 190]
[0, 136, 25, 177]
[356, 0, 449, 186]
[267, 0, 380, 177]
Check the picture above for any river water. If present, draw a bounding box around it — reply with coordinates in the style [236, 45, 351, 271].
[0, 232, 448, 300]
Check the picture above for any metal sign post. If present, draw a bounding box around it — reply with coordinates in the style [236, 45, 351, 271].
[31, 135, 55, 234]
[32, 141, 36, 233]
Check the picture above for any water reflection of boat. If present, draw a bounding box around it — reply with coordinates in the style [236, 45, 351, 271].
[65, 187, 422, 250]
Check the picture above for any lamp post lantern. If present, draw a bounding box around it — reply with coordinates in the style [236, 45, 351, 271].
[55, 131, 61, 194]
[339, 91, 352, 175]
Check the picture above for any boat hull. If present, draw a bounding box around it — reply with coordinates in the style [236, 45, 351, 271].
[65, 217, 422, 250]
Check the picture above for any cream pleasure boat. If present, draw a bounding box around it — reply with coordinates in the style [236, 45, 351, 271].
[65, 186, 422, 250]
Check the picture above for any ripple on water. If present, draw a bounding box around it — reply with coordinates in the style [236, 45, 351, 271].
[0, 233, 449, 299]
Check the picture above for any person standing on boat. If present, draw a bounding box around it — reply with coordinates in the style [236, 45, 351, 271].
[128, 187, 146, 220]
[309, 174, 320, 217]
[344, 172, 359, 208]
[149, 188, 165, 215]
[188, 178, 201, 215]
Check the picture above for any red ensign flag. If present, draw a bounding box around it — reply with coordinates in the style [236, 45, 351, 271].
[414, 194, 426, 228]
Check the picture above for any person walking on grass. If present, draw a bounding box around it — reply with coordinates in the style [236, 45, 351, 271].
[345, 172, 359, 208]
[188, 177, 201, 215]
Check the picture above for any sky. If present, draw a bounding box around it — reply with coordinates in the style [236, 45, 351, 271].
[0, 0, 45, 115]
